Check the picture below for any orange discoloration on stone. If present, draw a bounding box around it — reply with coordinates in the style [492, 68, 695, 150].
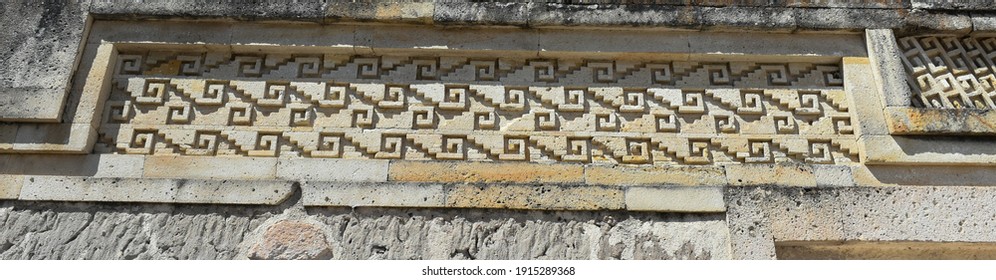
[389, 161, 583, 184]
[842, 57, 870, 65]
[586, 165, 725, 186]
[144, 60, 181, 75]
[249, 220, 332, 260]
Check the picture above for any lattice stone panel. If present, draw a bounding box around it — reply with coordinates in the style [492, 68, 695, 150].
[898, 35, 996, 109]
[96, 50, 859, 165]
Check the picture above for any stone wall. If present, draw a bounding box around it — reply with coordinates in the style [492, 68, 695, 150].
[5, 0, 996, 260]
[0, 193, 731, 260]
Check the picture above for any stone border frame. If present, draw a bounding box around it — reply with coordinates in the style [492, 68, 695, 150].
[861, 29, 996, 165]
[2, 20, 867, 154]
[0, 20, 875, 210]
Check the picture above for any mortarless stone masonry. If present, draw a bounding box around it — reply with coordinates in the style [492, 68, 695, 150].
[4, 0, 996, 260]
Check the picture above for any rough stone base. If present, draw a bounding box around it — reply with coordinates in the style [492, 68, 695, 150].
[0, 192, 731, 260]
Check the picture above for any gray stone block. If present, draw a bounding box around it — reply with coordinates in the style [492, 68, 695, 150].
[301, 181, 445, 207]
[900, 9, 973, 34]
[528, 3, 701, 28]
[794, 7, 904, 31]
[434, 2, 532, 26]
[326, 1, 432, 23]
[0, 199, 732, 260]
[865, 29, 913, 107]
[698, 6, 797, 31]
[89, 0, 325, 21]
[19, 176, 294, 205]
[0, 88, 65, 122]
[625, 186, 726, 212]
[972, 13, 996, 32]
[912, 0, 996, 10]
[0, 0, 89, 122]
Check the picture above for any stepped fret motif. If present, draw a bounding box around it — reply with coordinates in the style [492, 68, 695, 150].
[96, 50, 858, 165]
[898, 35, 996, 109]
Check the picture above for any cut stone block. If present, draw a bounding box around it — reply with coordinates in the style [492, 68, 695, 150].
[19, 176, 293, 205]
[445, 184, 624, 210]
[301, 181, 444, 207]
[625, 186, 726, 212]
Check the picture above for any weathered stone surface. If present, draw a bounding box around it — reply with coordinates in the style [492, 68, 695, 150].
[390, 162, 584, 184]
[0, 199, 731, 260]
[301, 182, 445, 207]
[794, 8, 903, 31]
[0, 154, 143, 178]
[249, 220, 333, 260]
[865, 29, 911, 108]
[813, 165, 853, 187]
[309, 207, 731, 260]
[90, 0, 326, 21]
[276, 158, 388, 182]
[724, 186, 777, 260]
[585, 166, 726, 186]
[144, 156, 277, 180]
[433, 2, 531, 26]
[325, 2, 433, 23]
[727, 185, 996, 259]
[911, 0, 996, 11]
[625, 186, 725, 212]
[698, 6, 796, 31]
[863, 135, 996, 165]
[528, 4, 700, 28]
[18, 176, 294, 205]
[856, 165, 996, 187]
[844, 57, 890, 136]
[0, 0, 89, 122]
[885, 108, 996, 135]
[0, 201, 280, 259]
[900, 10, 973, 34]
[972, 14, 996, 32]
[0, 175, 23, 200]
[724, 164, 817, 187]
[445, 184, 624, 211]
[838, 186, 996, 242]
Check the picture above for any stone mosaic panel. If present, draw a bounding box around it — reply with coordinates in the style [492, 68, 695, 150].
[898, 35, 996, 109]
[96, 50, 858, 165]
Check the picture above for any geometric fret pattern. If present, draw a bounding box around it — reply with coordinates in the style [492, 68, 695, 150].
[96, 50, 859, 165]
[898, 35, 996, 109]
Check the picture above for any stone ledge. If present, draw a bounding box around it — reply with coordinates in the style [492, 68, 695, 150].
[0, 87, 66, 122]
[17, 176, 295, 205]
[0, 154, 144, 178]
[585, 165, 726, 187]
[0, 1, 90, 123]
[302, 181, 445, 208]
[861, 135, 996, 165]
[276, 158, 389, 182]
[1, 175, 730, 212]
[144, 156, 278, 180]
[445, 184, 625, 211]
[0, 175, 23, 200]
[885, 107, 996, 135]
[81, 1, 995, 33]
[17, 164, 996, 208]
[724, 164, 817, 187]
[0, 154, 862, 188]
[625, 186, 725, 212]
[388, 161, 585, 184]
